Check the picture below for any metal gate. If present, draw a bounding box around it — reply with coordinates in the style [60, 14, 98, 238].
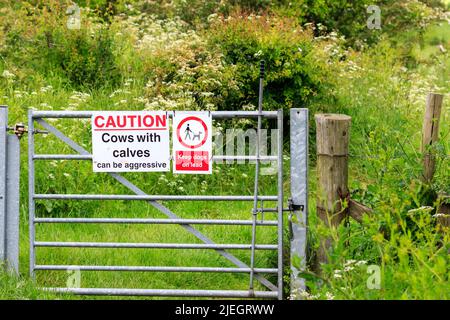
[28, 109, 295, 299]
[0, 106, 308, 299]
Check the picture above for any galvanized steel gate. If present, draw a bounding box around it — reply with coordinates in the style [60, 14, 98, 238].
[2, 107, 308, 299]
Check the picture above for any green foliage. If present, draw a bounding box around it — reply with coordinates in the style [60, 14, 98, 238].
[276, 0, 374, 44]
[208, 14, 332, 112]
[45, 28, 120, 89]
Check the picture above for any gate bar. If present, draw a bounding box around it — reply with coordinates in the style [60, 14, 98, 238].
[44, 288, 278, 298]
[32, 110, 279, 119]
[34, 242, 277, 250]
[249, 61, 265, 291]
[277, 109, 284, 300]
[33, 154, 278, 161]
[35, 265, 278, 273]
[35, 217, 278, 226]
[28, 109, 36, 278]
[33, 194, 278, 201]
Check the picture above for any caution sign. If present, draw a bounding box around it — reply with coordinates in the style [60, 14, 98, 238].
[91, 111, 170, 172]
[173, 111, 212, 174]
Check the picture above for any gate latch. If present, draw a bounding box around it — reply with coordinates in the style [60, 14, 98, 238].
[7, 123, 48, 139]
[288, 197, 304, 212]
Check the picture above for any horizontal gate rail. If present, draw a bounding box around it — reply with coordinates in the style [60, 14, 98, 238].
[34, 217, 278, 226]
[43, 288, 279, 298]
[33, 194, 278, 201]
[33, 154, 278, 161]
[32, 110, 279, 119]
[35, 265, 278, 273]
[34, 242, 278, 250]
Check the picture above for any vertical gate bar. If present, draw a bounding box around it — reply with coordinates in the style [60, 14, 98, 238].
[0, 105, 7, 263]
[289, 108, 309, 297]
[28, 109, 36, 278]
[5, 135, 20, 273]
[277, 109, 284, 300]
[249, 61, 265, 291]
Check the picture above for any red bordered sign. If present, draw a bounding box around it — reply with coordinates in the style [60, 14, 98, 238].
[172, 112, 212, 174]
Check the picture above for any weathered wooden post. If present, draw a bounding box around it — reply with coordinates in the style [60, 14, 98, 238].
[315, 114, 351, 266]
[421, 93, 444, 184]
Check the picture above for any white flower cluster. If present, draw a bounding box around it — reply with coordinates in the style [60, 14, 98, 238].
[68, 91, 91, 110]
[111, 13, 235, 111]
[289, 289, 335, 300]
[2, 70, 15, 79]
[333, 260, 368, 279]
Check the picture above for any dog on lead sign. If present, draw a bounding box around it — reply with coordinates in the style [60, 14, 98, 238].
[173, 111, 212, 174]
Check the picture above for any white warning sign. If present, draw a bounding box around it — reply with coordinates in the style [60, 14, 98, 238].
[92, 111, 170, 172]
[173, 111, 212, 174]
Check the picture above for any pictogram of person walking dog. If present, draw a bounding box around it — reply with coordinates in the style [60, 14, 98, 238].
[184, 124, 203, 142]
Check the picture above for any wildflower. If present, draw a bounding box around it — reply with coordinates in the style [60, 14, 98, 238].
[407, 206, 434, 217]
[344, 259, 357, 267]
[433, 213, 447, 218]
[325, 292, 335, 300]
[2, 70, 15, 79]
[254, 50, 263, 58]
[207, 13, 218, 23]
[344, 265, 354, 272]
[355, 260, 367, 266]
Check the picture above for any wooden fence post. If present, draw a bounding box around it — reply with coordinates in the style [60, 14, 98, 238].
[315, 114, 351, 266]
[421, 93, 444, 184]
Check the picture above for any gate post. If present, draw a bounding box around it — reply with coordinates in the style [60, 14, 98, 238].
[289, 108, 309, 297]
[0, 106, 7, 265]
[315, 113, 351, 267]
[0, 105, 20, 273]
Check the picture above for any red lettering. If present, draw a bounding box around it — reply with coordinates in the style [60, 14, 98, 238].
[94, 114, 167, 129]
[143, 115, 154, 127]
[106, 116, 116, 127]
[94, 116, 105, 128]
[156, 115, 166, 128]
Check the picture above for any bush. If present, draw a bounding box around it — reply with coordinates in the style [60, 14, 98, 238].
[46, 27, 121, 89]
[208, 13, 333, 112]
[0, 1, 122, 90]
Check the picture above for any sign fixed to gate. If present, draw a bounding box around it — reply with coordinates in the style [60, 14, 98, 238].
[91, 111, 170, 172]
[173, 111, 212, 174]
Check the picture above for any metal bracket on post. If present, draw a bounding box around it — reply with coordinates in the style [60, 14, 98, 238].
[289, 108, 309, 298]
[1, 106, 20, 274]
[7, 122, 48, 140]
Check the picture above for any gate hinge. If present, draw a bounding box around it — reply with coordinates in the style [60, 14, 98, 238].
[7, 123, 48, 139]
[288, 197, 304, 212]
